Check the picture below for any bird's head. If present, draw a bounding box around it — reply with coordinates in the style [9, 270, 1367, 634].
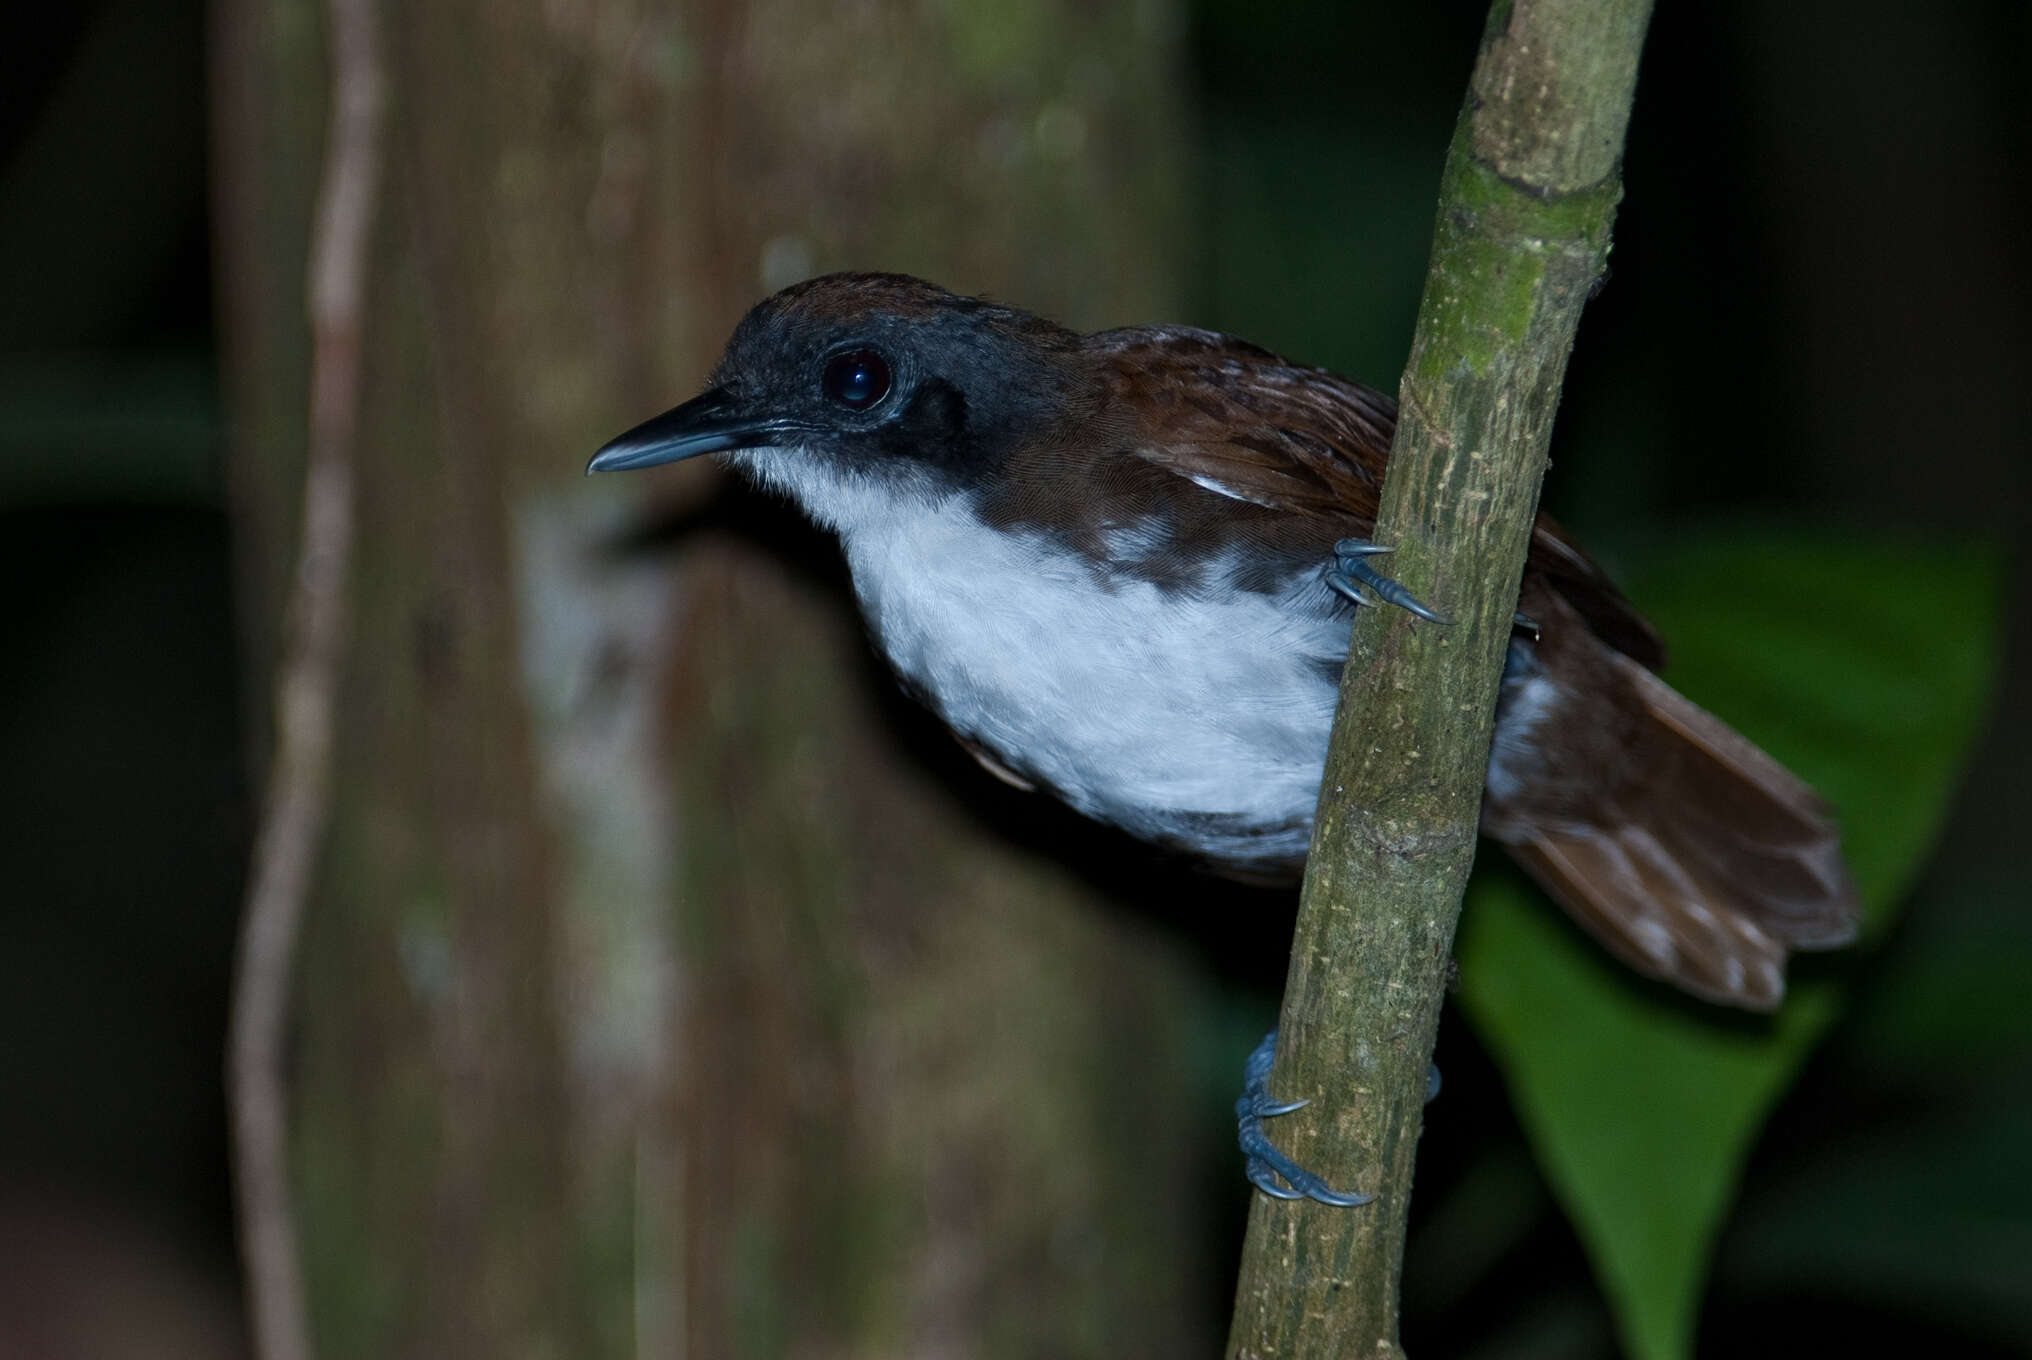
[589, 273, 1082, 525]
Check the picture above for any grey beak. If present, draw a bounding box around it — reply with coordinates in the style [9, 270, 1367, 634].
[588, 387, 802, 474]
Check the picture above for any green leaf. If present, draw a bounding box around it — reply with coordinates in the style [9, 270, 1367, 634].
[1453, 532, 2003, 1360]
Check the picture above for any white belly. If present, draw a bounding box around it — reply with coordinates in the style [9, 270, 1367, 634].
[839, 497, 1349, 865]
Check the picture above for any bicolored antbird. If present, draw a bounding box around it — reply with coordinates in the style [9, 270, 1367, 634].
[591, 272, 1858, 1203]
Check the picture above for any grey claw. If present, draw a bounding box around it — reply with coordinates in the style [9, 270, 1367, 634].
[1235, 1029, 1375, 1209]
[1327, 540, 1449, 625]
[1246, 1161, 1311, 1201]
[1251, 1096, 1310, 1118]
[1324, 569, 1381, 610]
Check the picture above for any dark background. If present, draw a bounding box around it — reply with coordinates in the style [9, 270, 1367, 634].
[2, 0, 2025, 1354]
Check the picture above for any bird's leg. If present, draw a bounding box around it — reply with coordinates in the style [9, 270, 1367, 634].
[1235, 1029, 1442, 1205]
[1325, 539, 1448, 624]
[1234, 1029, 1374, 1207]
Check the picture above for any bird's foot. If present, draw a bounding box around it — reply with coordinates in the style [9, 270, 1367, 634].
[1235, 1029, 1373, 1207]
[1326, 540, 1448, 624]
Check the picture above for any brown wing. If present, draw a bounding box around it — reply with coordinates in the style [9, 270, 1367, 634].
[1083, 328, 1856, 1009]
[1089, 327, 1391, 523]
[1085, 327, 1666, 669]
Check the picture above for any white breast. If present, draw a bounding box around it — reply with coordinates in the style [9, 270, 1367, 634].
[833, 493, 1349, 866]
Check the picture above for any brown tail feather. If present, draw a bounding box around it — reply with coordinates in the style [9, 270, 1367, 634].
[1622, 662, 1859, 950]
[1484, 588, 1860, 1010]
[1507, 832, 1795, 1007]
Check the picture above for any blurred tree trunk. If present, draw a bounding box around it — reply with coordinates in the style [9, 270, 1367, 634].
[212, 0, 1208, 1355]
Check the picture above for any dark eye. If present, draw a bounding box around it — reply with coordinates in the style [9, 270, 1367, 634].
[822, 349, 892, 411]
